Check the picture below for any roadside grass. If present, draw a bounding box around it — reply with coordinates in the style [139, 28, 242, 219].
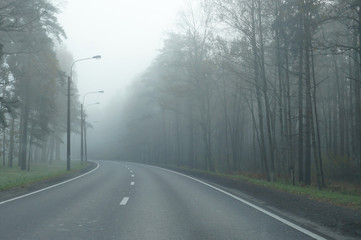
[226, 173, 361, 210]
[0, 161, 87, 191]
[171, 166, 361, 211]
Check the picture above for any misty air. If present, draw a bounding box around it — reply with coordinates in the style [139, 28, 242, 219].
[0, 0, 360, 239]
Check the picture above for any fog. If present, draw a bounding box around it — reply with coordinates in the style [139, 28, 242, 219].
[1, 0, 360, 186]
[57, 0, 186, 158]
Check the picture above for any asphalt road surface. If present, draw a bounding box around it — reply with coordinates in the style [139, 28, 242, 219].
[0, 160, 329, 240]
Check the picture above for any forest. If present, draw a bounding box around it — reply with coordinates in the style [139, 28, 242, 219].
[0, 0, 79, 171]
[1, 0, 361, 189]
[118, 0, 361, 188]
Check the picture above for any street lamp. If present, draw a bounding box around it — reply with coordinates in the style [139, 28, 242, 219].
[67, 55, 101, 170]
[81, 91, 104, 164]
[83, 106, 100, 163]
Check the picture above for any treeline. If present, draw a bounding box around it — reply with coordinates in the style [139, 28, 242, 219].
[119, 0, 361, 187]
[0, 0, 78, 170]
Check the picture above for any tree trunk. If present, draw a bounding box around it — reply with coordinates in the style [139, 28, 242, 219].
[8, 115, 15, 168]
[311, 44, 325, 188]
[2, 127, 6, 167]
[357, 3, 361, 168]
[257, 0, 275, 181]
[298, 36, 304, 183]
[304, 16, 312, 186]
[20, 93, 30, 171]
[251, 0, 269, 179]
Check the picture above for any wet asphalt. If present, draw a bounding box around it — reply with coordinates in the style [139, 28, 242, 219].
[0, 160, 322, 240]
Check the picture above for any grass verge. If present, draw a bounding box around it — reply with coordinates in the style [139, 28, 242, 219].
[0, 161, 87, 191]
[171, 166, 361, 211]
[227, 173, 361, 210]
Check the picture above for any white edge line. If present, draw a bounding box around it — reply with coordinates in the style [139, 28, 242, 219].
[152, 165, 327, 240]
[120, 197, 129, 205]
[0, 161, 100, 205]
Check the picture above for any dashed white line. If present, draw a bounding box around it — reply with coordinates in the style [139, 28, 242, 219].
[130, 182, 135, 185]
[131, 175, 135, 177]
[120, 197, 129, 205]
[130, 170, 133, 173]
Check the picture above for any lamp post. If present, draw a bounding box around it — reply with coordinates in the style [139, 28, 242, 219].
[81, 91, 104, 164]
[85, 121, 99, 162]
[67, 55, 101, 170]
[83, 106, 100, 163]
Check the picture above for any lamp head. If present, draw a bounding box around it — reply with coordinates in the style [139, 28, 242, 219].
[92, 55, 101, 60]
[98, 90, 105, 93]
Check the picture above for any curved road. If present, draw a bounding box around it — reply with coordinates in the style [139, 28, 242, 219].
[0, 160, 327, 240]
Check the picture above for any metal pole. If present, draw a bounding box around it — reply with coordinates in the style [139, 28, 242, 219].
[67, 55, 101, 171]
[80, 103, 84, 165]
[67, 76, 71, 171]
[84, 119, 88, 162]
[82, 90, 103, 163]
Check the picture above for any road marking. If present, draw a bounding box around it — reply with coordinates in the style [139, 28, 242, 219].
[0, 161, 100, 206]
[130, 182, 135, 185]
[130, 170, 133, 173]
[120, 197, 129, 205]
[131, 175, 135, 177]
[153, 166, 327, 240]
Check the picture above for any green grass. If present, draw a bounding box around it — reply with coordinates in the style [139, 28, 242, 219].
[172, 166, 361, 211]
[226, 173, 361, 210]
[0, 161, 87, 191]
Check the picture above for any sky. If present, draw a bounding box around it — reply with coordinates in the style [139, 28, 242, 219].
[56, 0, 187, 158]
[57, 0, 185, 108]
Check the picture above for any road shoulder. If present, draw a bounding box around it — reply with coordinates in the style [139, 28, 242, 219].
[166, 167, 361, 240]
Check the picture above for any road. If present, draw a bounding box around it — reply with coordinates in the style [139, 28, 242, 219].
[0, 160, 328, 240]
